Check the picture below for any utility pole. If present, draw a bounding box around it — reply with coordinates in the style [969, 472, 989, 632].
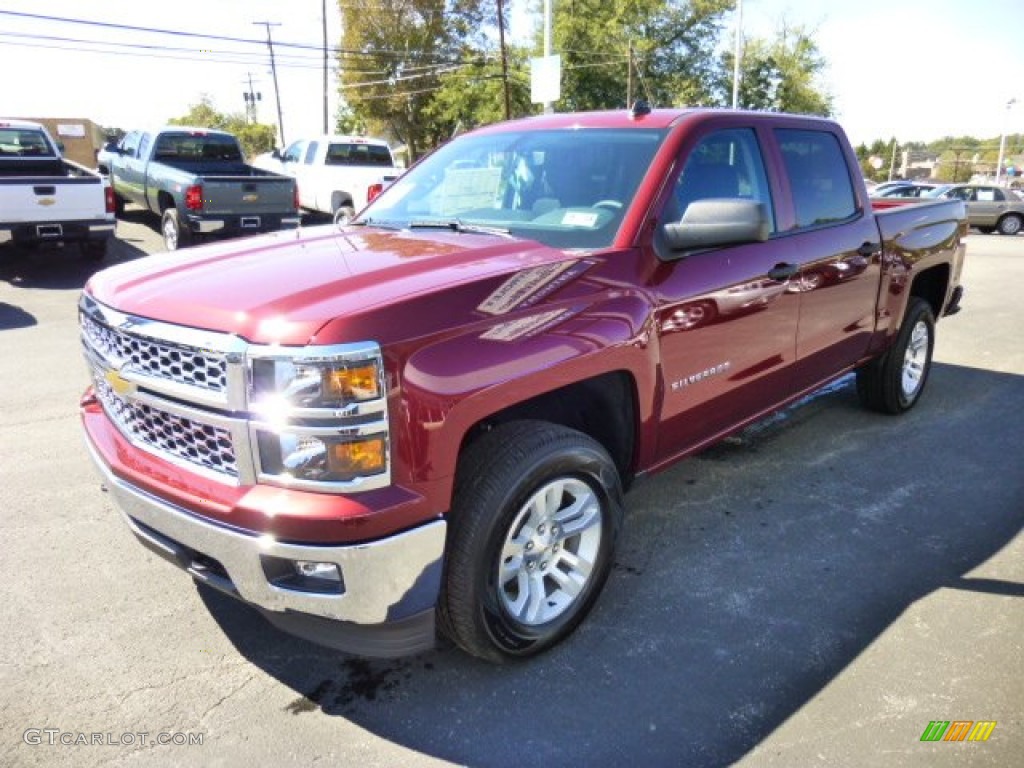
[543, 0, 553, 114]
[322, 0, 329, 134]
[254, 21, 286, 146]
[242, 73, 262, 124]
[731, 0, 743, 109]
[627, 41, 633, 107]
[497, 0, 511, 120]
[996, 98, 1017, 185]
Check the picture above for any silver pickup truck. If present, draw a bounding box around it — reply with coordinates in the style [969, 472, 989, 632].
[107, 127, 300, 251]
[0, 119, 115, 259]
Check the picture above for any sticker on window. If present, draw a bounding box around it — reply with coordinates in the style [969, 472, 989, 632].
[562, 211, 599, 227]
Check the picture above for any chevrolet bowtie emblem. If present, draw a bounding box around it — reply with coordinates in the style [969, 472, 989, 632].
[37, 198, 56, 206]
[104, 368, 136, 397]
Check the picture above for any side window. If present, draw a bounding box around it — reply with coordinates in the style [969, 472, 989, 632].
[976, 187, 1000, 202]
[120, 132, 140, 158]
[304, 141, 318, 164]
[138, 133, 152, 160]
[776, 129, 857, 229]
[282, 141, 304, 163]
[667, 128, 775, 233]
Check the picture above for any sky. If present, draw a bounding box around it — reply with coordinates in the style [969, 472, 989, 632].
[0, 0, 1021, 149]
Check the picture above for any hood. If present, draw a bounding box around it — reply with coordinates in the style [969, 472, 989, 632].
[85, 224, 584, 346]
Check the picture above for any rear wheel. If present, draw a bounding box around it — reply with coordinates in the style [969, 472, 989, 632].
[997, 213, 1022, 235]
[113, 194, 125, 217]
[333, 204, 356, 226]
[439, 421, 624, 663]
[161, 209, 190, 251]
[856, 297, 935, 414]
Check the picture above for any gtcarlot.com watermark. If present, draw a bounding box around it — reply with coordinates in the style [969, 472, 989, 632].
[23, 729, 204, 747]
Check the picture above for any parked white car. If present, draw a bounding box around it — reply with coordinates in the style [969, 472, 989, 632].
[252, 135, 401, 221]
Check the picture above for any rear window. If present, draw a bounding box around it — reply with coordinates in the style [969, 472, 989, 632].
[325, 143, 394, 167]
[0, 128, 56, 158]
[153, 132, 242, 162]
[776, 129, 857, 229]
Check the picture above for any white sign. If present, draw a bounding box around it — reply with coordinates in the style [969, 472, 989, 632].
[57, 124, 86, 138]
[530, 55, 561, 105]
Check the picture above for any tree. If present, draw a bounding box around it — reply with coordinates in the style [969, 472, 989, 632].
[724, 23, 832, 115]
[169, 95, 277, 158]
[550, 0, 733, 111]
[338, 0, 493, 161]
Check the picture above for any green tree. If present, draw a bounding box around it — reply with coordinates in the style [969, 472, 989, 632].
[724, 23, 832, 115]
[339, 0, 493, 161]
[169, 95, 276, 158]
[549, 0, 733, 111]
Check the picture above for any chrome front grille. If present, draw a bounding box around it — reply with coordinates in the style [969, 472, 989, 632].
[81, 312, 228, 394]
[93, 376, 239, 478]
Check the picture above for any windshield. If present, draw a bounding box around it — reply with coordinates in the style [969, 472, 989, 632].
[356, 127, 668, 249]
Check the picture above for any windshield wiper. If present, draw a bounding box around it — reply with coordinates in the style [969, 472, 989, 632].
[408, 219, 512, 238]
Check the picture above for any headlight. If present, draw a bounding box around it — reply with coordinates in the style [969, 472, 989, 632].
[250, 356, 383, 411]
[256, 431, 387, 484]
[247, 343, 391, 491]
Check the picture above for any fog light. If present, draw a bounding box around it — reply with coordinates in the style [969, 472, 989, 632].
[294, 560, 342, 582]
[262, 555, 345, 594]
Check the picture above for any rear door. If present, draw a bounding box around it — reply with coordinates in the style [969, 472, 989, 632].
[771, 127, 883, 391]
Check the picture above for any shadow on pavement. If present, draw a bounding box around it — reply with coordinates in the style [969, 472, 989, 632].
[0, 236, 148, 292]
[198, 363, 1024, 767]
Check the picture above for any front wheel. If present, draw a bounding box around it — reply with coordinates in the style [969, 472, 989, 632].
[856, 297, 935, 414]
[161, 209, 191, 251]
[997, 214, 1022, 236]
[439, 421, 624, 663]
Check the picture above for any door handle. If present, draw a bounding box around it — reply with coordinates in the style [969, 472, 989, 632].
[768, 263, 798, 281]
[857, 241, 880, 257]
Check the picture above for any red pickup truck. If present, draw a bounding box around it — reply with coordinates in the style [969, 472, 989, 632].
[79, 107, 967, 662]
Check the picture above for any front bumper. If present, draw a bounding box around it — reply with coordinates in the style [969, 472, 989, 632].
[84, 433, 446, 657]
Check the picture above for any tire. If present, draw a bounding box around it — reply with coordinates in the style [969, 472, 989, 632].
[79, 239, 107, 261]
[997, 214, 1022, 236]
[856, 297, 935, 414]
[161, 209, 190, 251]
[439, 421, 624, 662]
[333, 205, 356, 226]
[113, 193, 125, 218]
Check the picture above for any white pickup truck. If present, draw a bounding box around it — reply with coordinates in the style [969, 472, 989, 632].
[252, 135, 400, 221]
[0, 119, 115, 259]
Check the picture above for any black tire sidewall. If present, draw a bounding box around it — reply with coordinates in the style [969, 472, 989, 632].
[445, 425, 623, 660]
[892, 299, 935, 411]
[479, 449, 620, 656]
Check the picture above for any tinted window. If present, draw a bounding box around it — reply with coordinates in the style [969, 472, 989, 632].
[667, 128, 775, 233]
[325, 143, 394, 167]
[304, 141, 319, 164]
[776, 129, 857, 229]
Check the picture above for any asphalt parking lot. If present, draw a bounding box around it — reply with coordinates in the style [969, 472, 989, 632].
[0, 214, 1021, 768]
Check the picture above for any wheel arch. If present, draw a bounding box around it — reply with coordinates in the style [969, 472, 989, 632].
[456, 370, 640, 489]
[908, 262, 950, 319]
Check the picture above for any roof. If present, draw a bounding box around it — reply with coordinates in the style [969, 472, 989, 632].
[0, 118, 47, 131]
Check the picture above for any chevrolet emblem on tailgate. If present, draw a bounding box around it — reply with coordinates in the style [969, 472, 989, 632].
[37, 198, 56, 206]
[242, 193, 259, 202]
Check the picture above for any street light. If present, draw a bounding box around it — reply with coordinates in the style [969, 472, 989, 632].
[995, 97, 1017, 186]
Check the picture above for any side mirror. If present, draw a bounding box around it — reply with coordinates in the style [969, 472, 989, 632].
[662, 199, 770, 257]
[271, 147, 282, 160]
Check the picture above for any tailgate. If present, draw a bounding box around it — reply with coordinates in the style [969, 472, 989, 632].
[197, 175, 296, 216]
[1, 176, 106, 224]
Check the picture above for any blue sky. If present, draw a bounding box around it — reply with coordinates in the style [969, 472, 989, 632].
[0, 0, 1020, 147]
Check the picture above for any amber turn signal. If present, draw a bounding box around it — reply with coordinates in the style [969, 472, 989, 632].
[327, 436, 386, 477]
